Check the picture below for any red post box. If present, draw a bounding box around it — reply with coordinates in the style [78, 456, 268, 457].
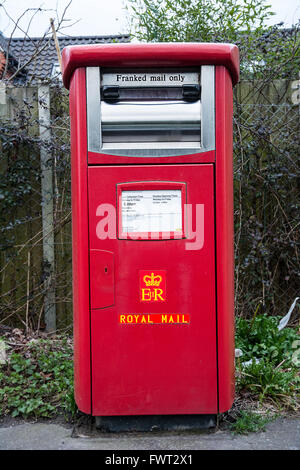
[62, 43, 239, 429]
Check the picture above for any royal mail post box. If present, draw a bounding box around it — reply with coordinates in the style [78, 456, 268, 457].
[62, 43, 239, 425]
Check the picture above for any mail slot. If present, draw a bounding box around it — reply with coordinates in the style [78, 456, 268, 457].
[100, 71, 201, 144]
[101, 100, 201, 143]
[62, 43, 239, 427]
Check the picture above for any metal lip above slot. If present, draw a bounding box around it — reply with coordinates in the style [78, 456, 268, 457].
[86, 66, 215, 157]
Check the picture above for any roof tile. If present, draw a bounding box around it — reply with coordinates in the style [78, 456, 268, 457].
[0, 33, 130, 84]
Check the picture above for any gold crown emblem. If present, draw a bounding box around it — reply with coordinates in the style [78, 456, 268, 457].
[143, 273, 162, 287]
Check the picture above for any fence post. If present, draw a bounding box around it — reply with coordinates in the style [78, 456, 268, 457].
[38, 84, 56, 332]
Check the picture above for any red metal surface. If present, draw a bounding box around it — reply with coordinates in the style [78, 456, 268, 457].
[88, 164, 217, 415]
[88, 149, 215, 166]
[215, 66, 235, 412]
[62, 42, 239, 89]
[89, 250, 114, 309]
[69, 68, 91, 414]
[67, 44, 238, 416]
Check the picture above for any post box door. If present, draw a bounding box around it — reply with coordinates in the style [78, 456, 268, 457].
[88, 164, 217, 415]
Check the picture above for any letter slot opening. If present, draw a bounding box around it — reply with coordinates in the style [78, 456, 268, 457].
[100, 70, 201, 147]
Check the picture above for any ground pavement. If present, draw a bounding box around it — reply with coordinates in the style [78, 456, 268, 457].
[0, 416, 299, 450]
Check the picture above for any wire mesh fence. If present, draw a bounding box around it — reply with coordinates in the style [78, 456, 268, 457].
[0, 77, 299, 331]
[233, 79, 299, 318]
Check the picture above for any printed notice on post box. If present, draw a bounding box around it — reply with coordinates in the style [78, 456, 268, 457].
[102, 72, 199, 87]
[121, 190, 182, 233]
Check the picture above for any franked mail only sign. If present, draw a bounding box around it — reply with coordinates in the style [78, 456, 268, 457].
[121, 189, 182, 234]
[102, 72, 199, 87]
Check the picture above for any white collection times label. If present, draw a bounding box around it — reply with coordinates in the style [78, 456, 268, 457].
[122, 190, 182, 233]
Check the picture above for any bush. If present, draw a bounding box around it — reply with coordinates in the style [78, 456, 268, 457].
[235, 314, 300, 409]
[236, 314, 299, 366]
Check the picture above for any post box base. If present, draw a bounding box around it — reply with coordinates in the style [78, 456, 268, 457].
[95, 414, 216, 433]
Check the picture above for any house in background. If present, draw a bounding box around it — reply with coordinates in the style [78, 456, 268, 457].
[0, 32, 130, 85]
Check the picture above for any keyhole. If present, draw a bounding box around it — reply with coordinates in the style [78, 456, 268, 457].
[104, 267, 108, 273]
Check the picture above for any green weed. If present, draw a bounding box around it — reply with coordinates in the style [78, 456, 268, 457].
[230, 410, 276, 435]
[235, 314, 300, 409]
[0, 336, 77, 419]
[236, 314, 299, 366]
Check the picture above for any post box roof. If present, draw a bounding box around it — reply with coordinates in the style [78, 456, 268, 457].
[61, 42, 239, 89]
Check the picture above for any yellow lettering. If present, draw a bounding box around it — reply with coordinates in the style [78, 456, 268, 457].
[141, 315, 147, 323]
[120, 315, 126, 323]
[141, 288, 151, 301]
[168, 315, 174, 323]
[154, 288, 165, 301]
[161, 315, 168, 323]
[147, 315, 153, 324]
[134, 315, 139, 323]
[127, 315, 133, 323]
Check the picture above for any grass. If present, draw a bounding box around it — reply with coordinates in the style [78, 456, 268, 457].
[229, 410, 277, 435]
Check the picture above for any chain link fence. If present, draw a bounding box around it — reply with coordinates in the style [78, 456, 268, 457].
[0, 76, 299, 330]
[233, 79, 299, 318]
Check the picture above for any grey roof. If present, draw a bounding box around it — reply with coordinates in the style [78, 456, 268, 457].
[0, 33, 130, 84]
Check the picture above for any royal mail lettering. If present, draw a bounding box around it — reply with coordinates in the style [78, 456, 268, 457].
[119, 314, 190, 324]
